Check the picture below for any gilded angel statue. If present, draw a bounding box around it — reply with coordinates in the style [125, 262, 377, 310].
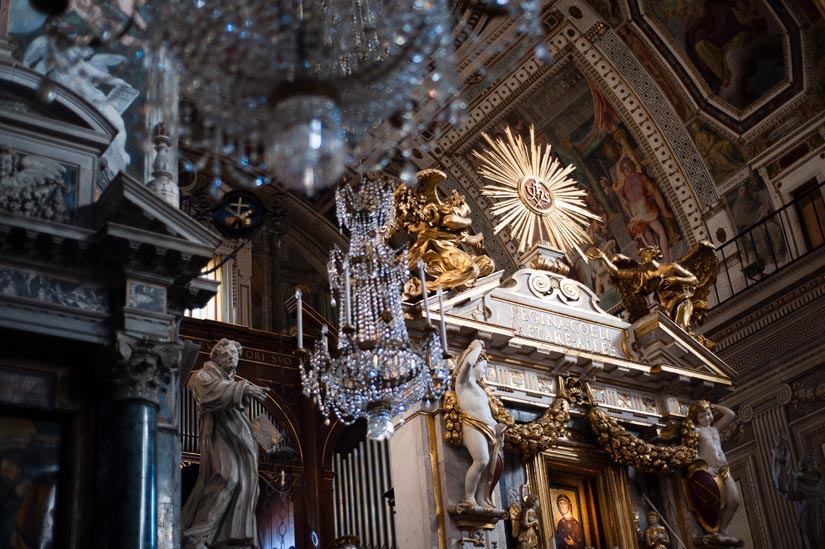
[0, 145, 67, 223]
[586, 242, 718, 341]
[393, 169, 494, 299]
[508, 485, 540, 549]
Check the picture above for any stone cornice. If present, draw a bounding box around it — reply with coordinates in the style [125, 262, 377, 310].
[704, 247, 825, 351]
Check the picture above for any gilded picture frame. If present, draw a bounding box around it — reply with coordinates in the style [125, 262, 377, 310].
[528, 442, 637, 549]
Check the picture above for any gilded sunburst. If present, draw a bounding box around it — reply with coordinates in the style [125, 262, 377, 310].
[472, 125, 599, 257]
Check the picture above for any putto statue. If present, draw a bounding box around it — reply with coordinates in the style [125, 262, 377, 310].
[182, 338, 270, 549]
[586, 241, 717, 345]
[393, 169, 494, 300]
[771, 434, 825, 549]
[0, 145, 67, 223]
[445, 339, 506, 508]
[683, 401, 743, 547]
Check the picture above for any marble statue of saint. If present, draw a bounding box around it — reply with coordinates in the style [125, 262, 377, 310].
[644, 511, 670, 549]
[182, 338, 269, 549]
[771, 434, 825, 549]
[454, 339, 506, 508]
[687, 400, 742, 546]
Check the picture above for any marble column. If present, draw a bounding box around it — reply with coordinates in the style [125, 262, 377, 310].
[109, 332, 197, 549]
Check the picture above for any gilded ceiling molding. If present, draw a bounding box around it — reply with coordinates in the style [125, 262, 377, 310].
[627, 0, 807, 139]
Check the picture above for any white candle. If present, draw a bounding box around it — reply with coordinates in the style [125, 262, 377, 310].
[295, 288, 303, 350]
[418, 261, 431, 324]
[437, 285, 447, 349]
[343, 261, 352, 325]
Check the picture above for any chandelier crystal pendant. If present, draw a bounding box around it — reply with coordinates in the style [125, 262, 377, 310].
[40, 0, 459, 195]
[297, 174, 450, 440]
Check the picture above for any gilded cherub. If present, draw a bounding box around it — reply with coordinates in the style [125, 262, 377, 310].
[509, 485, 540, 549]
[586, 242, 717, 339]
[393, 169, 494, 299]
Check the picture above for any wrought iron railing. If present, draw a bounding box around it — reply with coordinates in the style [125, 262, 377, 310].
[709, 181, 825, 309]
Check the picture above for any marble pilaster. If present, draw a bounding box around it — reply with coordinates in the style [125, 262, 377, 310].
[738, 385, 800, 548]
[389, 408, 507, 549]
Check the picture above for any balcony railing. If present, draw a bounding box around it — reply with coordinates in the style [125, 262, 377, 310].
[709, 181, 825, 309]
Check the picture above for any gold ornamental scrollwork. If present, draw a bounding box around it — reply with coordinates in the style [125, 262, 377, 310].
[586, 407, 699, 473]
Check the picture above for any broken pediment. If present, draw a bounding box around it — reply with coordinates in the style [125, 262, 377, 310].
[0, 62, 116, 153]
[426, 246, 735, 423]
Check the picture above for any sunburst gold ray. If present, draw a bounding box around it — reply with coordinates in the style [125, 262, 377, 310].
[472, 124, 600, 256]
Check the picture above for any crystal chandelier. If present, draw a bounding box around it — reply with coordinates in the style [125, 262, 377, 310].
[297, 173, 450, 440]
[38, 0, 458, 194]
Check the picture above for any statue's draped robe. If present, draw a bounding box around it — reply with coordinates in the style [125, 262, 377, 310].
[182, 361, 259, 547]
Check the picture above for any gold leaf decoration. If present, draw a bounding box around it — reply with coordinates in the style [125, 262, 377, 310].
[443, 389, 463, 446]
[473, 125, 599, 256]
[586, 407, 698, 473]
[489, 391, 570, 459]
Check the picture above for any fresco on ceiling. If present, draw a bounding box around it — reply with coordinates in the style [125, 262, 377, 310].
[585, 0, 623, 26]
[7, 0, 147, 188]
[688, 120, 746, 183]
[617, 26, 692, 121]
[465, 62, 685, 304]
[644, 0, 786, 110]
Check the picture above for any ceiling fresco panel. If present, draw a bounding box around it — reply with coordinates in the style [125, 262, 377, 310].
[630, 0, 804, 133]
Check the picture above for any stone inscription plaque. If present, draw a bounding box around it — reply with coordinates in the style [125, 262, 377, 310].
[505, 302, 626, 358]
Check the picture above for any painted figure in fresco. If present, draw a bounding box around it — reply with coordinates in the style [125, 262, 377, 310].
[682, 0, 782, 108]
[454, 339, 506, 508]
[644, 511, 671, 549]
[771, 434, 825, 549]
[554, 494, 584, 549]
[687, 401, 742, 545]
[612, 157, 673, 261]
[182, 338, 269, 549]
[691, 123, 745, 181]
[729, 182, 787, 272]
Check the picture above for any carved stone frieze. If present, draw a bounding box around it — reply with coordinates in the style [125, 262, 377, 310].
[0, 265, 108, 313]
[110, 332, 199, 404]
[0, 144, 69, 223]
